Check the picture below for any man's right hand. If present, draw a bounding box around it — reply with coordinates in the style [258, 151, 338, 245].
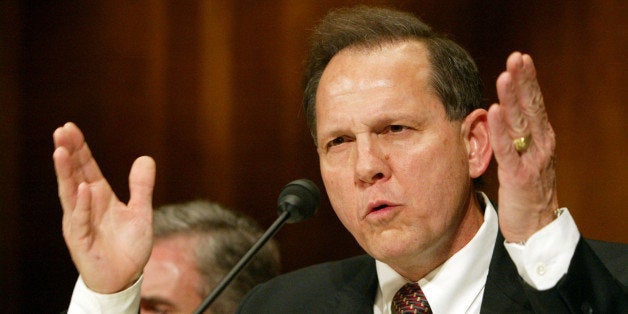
[53, 122, 156, 293]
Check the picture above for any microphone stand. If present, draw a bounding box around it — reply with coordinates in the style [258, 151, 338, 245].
[193, 210, 291, 314]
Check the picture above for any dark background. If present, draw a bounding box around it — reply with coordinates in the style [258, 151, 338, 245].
[2, 1, 626, 312]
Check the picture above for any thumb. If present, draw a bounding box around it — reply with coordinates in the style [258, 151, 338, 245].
[128, 156, 156, 211]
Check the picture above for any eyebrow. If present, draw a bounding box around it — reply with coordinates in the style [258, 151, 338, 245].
[141, 296, 176, 307]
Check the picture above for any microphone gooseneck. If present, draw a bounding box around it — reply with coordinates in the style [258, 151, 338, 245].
[193, 179, 321, 314]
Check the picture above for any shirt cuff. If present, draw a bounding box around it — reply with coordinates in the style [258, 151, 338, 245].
[504, 208, 580, 290]
[67, 275, 142, 314]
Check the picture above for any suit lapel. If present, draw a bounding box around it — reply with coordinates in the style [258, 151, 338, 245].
[481, 231, 533, 313]
[313, 255, 378, 313]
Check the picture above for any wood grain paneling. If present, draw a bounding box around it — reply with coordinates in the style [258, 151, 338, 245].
[2, 1, 625, 311]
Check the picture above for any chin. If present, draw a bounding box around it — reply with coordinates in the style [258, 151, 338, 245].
[367, 239, 416, 262]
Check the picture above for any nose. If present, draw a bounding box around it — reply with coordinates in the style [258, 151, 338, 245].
[354, 136, 390, 185]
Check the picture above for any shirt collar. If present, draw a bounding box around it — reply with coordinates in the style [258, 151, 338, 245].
[374, 192, 498, 313]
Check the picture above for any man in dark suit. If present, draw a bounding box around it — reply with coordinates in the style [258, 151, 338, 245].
[53, 5, 626, 313]
[237, 232, 626, 313]
[236, 6, 626, 313]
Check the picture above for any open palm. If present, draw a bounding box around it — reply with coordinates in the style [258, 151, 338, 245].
[53, 122, 155, 293]
[488, 53, 559, 243]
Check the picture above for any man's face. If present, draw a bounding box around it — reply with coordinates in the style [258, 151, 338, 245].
[140, 235, 205, 314]
[315, 41, 482, 278]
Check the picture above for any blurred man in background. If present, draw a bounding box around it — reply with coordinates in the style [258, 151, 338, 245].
[142, 200, 280, 313]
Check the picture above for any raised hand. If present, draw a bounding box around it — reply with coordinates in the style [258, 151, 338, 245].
[53, 122, 156, 293]
[487, 52, 559, 243]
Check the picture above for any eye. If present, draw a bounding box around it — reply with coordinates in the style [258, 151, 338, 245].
[327, 136, 346, 148]
[384, 125, 408, 133]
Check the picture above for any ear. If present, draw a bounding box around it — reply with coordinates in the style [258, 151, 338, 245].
[461, 109, 492, 179]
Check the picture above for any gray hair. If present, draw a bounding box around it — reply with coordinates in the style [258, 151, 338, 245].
[153, 200, 280, 313]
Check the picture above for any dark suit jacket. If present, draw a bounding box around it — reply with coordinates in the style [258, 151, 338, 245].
[237, 235, 627, 313]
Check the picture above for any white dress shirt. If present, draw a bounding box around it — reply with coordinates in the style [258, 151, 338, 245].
[68, 274, 142, 314]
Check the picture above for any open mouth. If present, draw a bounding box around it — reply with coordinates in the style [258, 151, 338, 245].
[365, 201, 398, 218]
[372, 204, 389, 211]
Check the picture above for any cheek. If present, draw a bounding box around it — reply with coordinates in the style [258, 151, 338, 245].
[321, 158, 351, 202]
[321, 167, 359, 229]
[396, 135, 468, 196]
[323, 177, 346, 215]
[423, 131, 467, 172]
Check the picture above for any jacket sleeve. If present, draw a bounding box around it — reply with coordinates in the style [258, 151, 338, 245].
[521, 238, 627, 313]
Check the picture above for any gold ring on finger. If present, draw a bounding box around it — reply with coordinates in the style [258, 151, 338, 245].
[513, 134, 532, 153]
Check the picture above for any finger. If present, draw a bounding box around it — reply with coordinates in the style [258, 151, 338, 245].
[488, 103, 520, 168]
[509, 54, 552, 144]
[53, 123, 98, 213]
[68, 182, 94, 243]
[496, 52, 528, 139]
[494, 70, 527, 159]
[53, 122, 84, 150]
[127, 156, 156, 214]
[53, 145, 78, 213]
[53, 122, 106, 183]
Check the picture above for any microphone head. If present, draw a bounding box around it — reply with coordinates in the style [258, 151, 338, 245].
[277, 179, 321, 223]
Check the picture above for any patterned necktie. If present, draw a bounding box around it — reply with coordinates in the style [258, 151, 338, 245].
[391, 282, 432, 313]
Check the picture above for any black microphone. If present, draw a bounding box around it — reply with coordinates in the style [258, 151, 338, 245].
[193, 179, 321, 314]
[277, 178, 321, 223]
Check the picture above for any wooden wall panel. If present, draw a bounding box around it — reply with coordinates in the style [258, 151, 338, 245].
[511, 2, 627, 243]
[2, 1, 625, 311]
[1, 1, 20, 312]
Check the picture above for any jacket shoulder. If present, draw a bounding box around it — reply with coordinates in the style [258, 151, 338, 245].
[585, 238, 628, 286]
[237, 255, 377, 313]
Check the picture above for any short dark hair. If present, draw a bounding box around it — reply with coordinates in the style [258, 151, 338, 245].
[153, 200, 280, 313]
[303, 5, 484, 144]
